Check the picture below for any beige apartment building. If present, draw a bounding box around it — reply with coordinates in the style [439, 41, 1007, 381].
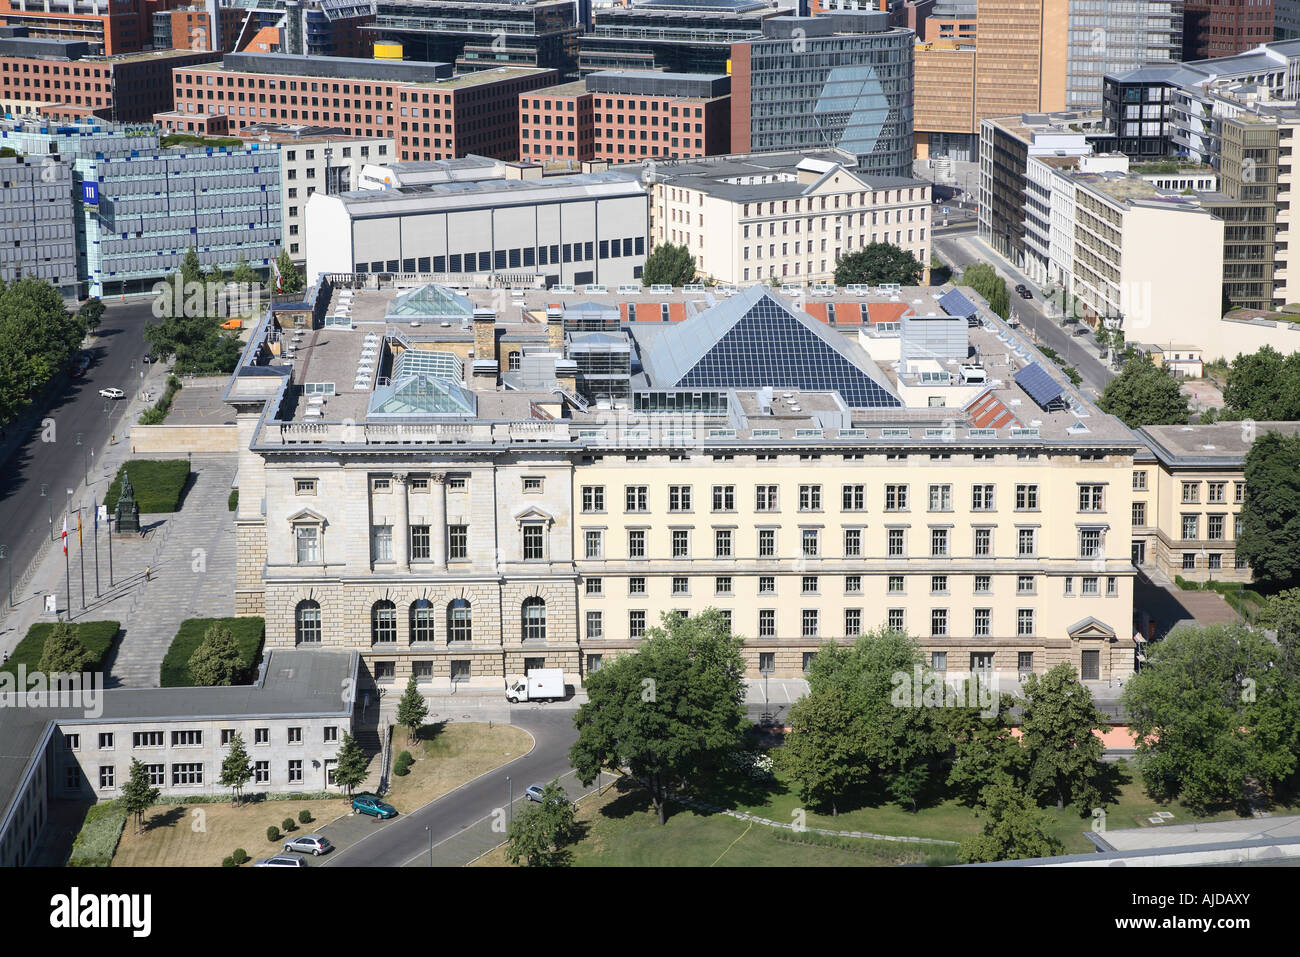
[647, 150, 931, 286]
[1131, 422, 1300, 584]
[225, 278, 1139, 693]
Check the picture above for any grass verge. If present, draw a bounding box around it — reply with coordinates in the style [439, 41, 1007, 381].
[159, 616, 264, 686]
[0, 620, 121, 679]
[385, 721, 532, 814]
[104, 459, 190, 513]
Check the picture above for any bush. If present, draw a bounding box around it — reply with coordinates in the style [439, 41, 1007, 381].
[232, 847, 249, 864]
[104, 459, 191, 513]
[266, 826, 281, 843]
[393, 750, 414, 777]
[159, 616, 264, 687]
[298, 810, 312, 825]
[282, 817, 296, 833]
[221, 856, 236, 867]
[1, 620, 121, 680]
[68, 800, 128, 867]
[227, 489, 238, 511]
[136, 376, 182, 426]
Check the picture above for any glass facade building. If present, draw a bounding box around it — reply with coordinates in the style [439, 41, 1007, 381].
[1065, 0, 1184, 111]
[732, 12, 915, 178]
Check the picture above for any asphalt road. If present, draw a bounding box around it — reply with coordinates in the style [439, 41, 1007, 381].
[933, 229, 1116, 398]
[0, 299, 154, 619]
[324, 709, 580, 867]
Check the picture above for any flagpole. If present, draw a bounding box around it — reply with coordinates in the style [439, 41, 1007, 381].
[63, 517, 70, 621]
[107, 513, 114, 588]
[93, 500, 101, 598]
[78, 507, 86, 610]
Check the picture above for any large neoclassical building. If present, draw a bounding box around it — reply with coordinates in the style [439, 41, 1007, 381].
[225, 279, 1141, 692]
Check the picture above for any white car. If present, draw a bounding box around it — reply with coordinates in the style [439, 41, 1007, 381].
[98, 388, 125, 399]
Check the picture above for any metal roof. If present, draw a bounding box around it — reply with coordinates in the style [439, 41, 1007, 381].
[1014, 361, 1067, 410]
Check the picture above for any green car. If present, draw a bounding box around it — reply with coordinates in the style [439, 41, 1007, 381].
[351, 794, 397, 819]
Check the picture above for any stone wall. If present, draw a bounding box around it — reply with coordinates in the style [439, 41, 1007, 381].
[130, 424, 239, 454]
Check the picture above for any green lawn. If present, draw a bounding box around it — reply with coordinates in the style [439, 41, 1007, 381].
[104, 460, 191, 513]
[69, 800, 128, 867]
[0, 620, 121, 679]
[159, 617, 264, 686]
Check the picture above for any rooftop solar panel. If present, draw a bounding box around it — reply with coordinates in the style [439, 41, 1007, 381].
[937, 288, 978, 320]
[1014, 361, 1067, 410]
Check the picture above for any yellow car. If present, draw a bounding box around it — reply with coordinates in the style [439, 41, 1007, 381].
[220, 318, 243, 330]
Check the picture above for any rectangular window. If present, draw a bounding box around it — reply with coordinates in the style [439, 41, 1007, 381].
[973, 528, 992, 557]
[715, 576, 733, 595]
[99, 766, 115, 790]
[584, 529, 604, 559]
[888, 528, 905, 556]
[1182, 482, 1200, 504]
[1017, 575, 1035, 595]
[759, 609, 776, 637]
[523, 525, 545, 560]
[629, 610, 647, 638]
[755, 485, 779, 511]
[1208, 482, 1226, 504]
[974, 574, 991, 594]
[1015, 484, 1039, 510]
[295, 526, 319, 563]
[931, 528, 949, 557]
[1082, 576, 1099, 595]
[1017, 608, 1035, 637]
[931, 652, 947, 672]
[974, 608, 991, 636]
[627, 529, 646, 558]
[801, 575, 818, 594]
[1078, 484, 1105, 512]
[931, 608, 948, 637]
[287, 760, 303, 785]
[1235, 482, 1245, 504]
[171, 763, 203, 786]
[928, 484, 952, 511]
[1132, 502, 1146, 527]
[672, 576, 689, 596]
[581, 485, 605, 512]
[171, 730, 202, 747]
[712, 485, 735, 511]
[371, 524, 393, 562]
[629, 576, 646, 595]
[410, 525, 431, 560]
[1132, 471, 1148, 491]
[625, 485, 648, 512]
[586, 611, 603, 639]
[759, 653, 776, 674]
[885, 485, 908, 510]
[669, 485, 692, 511]
[931, 574, 948, 594]
[759, 529, 776, 557]
[448, 525, 468, 560]
[132, 731, 163, 748]
[1079, 528, 1102, 558]
[842, 484, 865, 510]
[888, 608, 905, 631]
[715, 529, 734, 558]
[845, 574, 862, 593]
[672, 529, 690, 558]
[586, 577, 603, 597]
[1208, 515, 1225, 541]
[1018, 528, 1036, 557]
[802, 609, 819, 638]
[843, 528, 862, 557]
[972, 484, 995, 510]
[799, 485, 822, 511]
[255, 728, 269, 745]
[802, 529, 819, 557]
[759, 575, 776, 594]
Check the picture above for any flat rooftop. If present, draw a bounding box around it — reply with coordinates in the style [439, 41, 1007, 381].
[1141, 421, 1300, 464]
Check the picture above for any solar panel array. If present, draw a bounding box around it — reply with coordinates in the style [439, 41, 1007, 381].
[937, 288, 978, 320]
[675, 297, 902, 408]
[1014, 361, 1067, 409]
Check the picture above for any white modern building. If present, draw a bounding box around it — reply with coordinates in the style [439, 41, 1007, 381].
[304, 156, 649, 286]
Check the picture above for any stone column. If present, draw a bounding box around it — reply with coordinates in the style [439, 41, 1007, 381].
[393, 473, 410, 571]
[431, 472, 447, 570]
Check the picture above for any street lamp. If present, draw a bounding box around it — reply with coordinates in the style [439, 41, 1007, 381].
[424, 825, 433, 867]
[42, 484, 51, 541]
[0, 545, 10, 608]
[507, 776, 513, 827]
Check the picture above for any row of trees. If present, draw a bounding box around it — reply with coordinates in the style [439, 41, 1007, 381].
[0, 278, 95, 425]
[638, 241, 928, 290]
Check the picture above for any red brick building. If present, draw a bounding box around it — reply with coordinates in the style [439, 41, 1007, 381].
[1183, 0, 1274, 59]
[0, 41, 219, 120]
[171, 53, 555, 161]
[519, 69, 730, 163]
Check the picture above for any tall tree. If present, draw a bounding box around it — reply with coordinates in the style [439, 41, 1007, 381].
[639, 242, 697, 287]
[77, 297, 105, 331]
[1237, 430, 1300, 588]
[780, 682, 870, 816]
[275, 249, 305, 296]
[396, 675, 428, 746]
[959, 263, 1009, 319]
[1019, 664, 1107, 812]
[231, 257, 259, 287]
[180, 246, 202, 288]
[219, 732, 254, 806]
[958, 782, 1065, 863]
[1097, 357, 1189, 428]
[121, 758, 161, 834]
[1121, 623, 1300, 813]
[1223, 345, 1300, 420]
[39, 621, 92, 674]
[332, 731, 368, 796]
[570, 608, 747, 825]
[833, 242, 923, 287]
[506, 779, 580, 866]
[1257, 587, 1300, 683]
[187, 623, 243, 686]
[944, 688, 1027, 807]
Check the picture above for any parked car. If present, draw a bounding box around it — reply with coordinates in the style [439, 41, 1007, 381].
[524, 784, 547, 803]
[351, 794, 397, 819]
[98, 388, 125, 399]
[1016, 285, 1032, 299]
[71, 355, 91, 378]
[252, 855, 306, 867]
[142, 353, 155, 364]
[282, 835, 333, 856]
[1072, 325, 1090, 337]
[221, 318, 243, 330]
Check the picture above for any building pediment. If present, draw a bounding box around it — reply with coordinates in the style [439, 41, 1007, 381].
[513, 505, 554, 527]
[286, 507, 327, 525]
[1068, 616, 1116, 641]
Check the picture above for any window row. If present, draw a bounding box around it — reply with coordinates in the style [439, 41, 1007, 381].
[597, 483, 1055, 514]
[296, 598, 548, 645]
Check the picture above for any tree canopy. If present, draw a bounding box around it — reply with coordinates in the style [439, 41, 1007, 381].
[506, 779, 580, 866]
[958, 782, 1065, 863]
[1222, 345, 1300, 421]
[1236, 430, 1300, 588]
[332, 732, 368, 796]
[1019, 664, 1107, 813]
[569, 609, 747, 824]
[1122, 623, 1300, 814]
[187, 624, 243, 686]
[275, 249, 305, 296]
[122, 758, 161, 834]
[39, 621, 93, 674]
[0, 278, 89, 425]
[219, 732, 254, 806]
[833, 243, 923, 287]
[640, 242, 697, 287]
[1097, 357, 1189, 428]
[958, 263, 1009, 319]
[396, 675, 429, 746]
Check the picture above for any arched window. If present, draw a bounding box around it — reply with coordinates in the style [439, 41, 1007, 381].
[410, 599, 435, 644]
[522, 596, 547, 642]
[295, 600, 321, 644]
[447, 598, 471, 644]
[508, 351, 521, 371]
[371, 600, 396, 645]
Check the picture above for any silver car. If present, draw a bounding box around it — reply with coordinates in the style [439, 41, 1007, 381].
[283, 834, 333, 856]
[253, 855, 306, 867]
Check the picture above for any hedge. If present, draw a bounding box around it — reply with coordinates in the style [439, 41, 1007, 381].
[104, 459, 191, 513]
[159, 616, 265, 687]
[0, 620, 121, 679]
[137, 375, 182, 426]
[68, 800, 128, 867]
[227, 489, 239, 512]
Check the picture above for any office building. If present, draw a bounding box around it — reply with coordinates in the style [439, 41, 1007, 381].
[579, 0, 790, 75]
[648, 150, 931, 285]
[0, 0, 157, 55]
[0, 37, 219, 120]
[730, 11, 916, 178]
[1183, 0, 1273, 59]
[169, 52, 557, 161]
[222, 277, 1140, 697]
[1064, 0, 1183, 112]
[365, 0, 579, 74]
[519, 70, 730, 164]
[303, 157, 648, 285]
[0, 153, 78, 295]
